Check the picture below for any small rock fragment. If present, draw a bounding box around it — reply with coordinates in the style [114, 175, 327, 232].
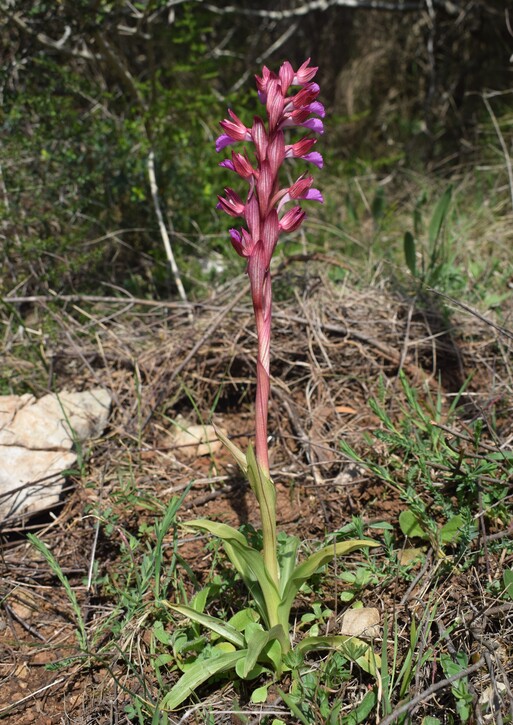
[172, 421, 225, 458]
[340, 607, 381, 638]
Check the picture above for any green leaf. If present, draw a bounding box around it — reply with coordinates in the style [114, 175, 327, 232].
[341, 689, 377, 724]
[190, 585, 210, 614]
[245, 445, 278, 584]
[439, 515, 464, 544]
[503, 570, 513, 600]
[278, 688, 310, 725]
[166, 604, 245, 648]
[152, 620, 173, 645]
[251, 685, 269, 704]
[154, 653, 174, 668]
[428, 186, 452, 246]
[181, 519, 253, 581]
[296, 635, 380, 676]
[227, 608, 260, 632]
[240, 623, 285, 678]
[399, 510, 427, 539]
[160, 650, 247, 710]
[214, 424, 247, 473]
[278, 539, 379, 627]
[181, 518, 248, 547]
[265, 637, 285, 672]
[278, 535, 301, 596]
[403, 231, 417, 277]
[182, 518, 281, 628]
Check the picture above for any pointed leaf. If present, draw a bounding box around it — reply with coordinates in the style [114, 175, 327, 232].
[181, 518, 248, 546]
[181, 519, 251, 580]
[251, 685, 269, 704]
[278, 535, 300, 596]
[428, 186, 452, 246]
[182, 518, 280, 627]
[190, 585, 210, 614]
[214, 424, 247, 473]
[297, 635, 380, 675]
[234, 657, 266, 679]
[167, 604, 245, 648]
[278, 539, 379, 626]
[399, 510, 427, 539]
[160, 650, 247, 710]
[265, 636, 285, 673]
[246, 444, 276, 513]
[439, 514, 464, 544]
[227, 608, 260, 632]
[242, 623, 285, 678]
[403, 231, 417, 277]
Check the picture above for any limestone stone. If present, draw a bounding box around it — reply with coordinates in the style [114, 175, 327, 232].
[0, 389, 111, 524]
[171, 418, 225, 458]
[340, 607, 381, 638]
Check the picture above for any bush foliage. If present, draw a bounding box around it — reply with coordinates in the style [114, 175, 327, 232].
[1, 0, 511, 297]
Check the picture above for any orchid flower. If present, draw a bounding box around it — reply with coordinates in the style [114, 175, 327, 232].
[216, 59, 324, 586]
[217, 58, 324, 476]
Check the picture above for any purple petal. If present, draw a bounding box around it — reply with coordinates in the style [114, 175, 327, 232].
[219, 159, 235, 171]
[229, 228, 244, 256]
[308, 101, 325, 118]
[302, 151, 324, 168]
[304, 188, 324, 203]
[216, 134, 237, 152]
[301, 118, 324, 134]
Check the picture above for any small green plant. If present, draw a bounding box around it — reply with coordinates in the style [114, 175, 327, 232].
[403, 185, 456, 288]
[27, 534, 88, 652]
[440, 652, 474, 722]
[502, 569, 513, 600]
[378, 604, 437, 721]
[340, 372, 511, 562]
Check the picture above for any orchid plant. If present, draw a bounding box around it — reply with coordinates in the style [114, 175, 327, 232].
[162, 60, 378, 711]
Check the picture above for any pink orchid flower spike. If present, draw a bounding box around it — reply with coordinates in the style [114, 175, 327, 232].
[216, 58, 324, 476]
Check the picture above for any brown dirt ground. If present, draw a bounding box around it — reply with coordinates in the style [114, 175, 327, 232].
[1, 272, 512, 723]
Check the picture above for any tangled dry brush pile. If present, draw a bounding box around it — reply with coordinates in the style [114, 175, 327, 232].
[1, 271, 512, 722]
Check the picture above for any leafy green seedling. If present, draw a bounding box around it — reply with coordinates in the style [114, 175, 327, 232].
[399, 509, 464, 555]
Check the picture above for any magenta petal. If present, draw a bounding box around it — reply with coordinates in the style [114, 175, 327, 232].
[303, 151, 323, 168]
[219, 159, 235, 171]
[229, 228, 244, 256]
[309, 101, 325, 118]
[216, 134, 236, 152]
[304, 188, 324, 203]
[302, 118, 324, 134]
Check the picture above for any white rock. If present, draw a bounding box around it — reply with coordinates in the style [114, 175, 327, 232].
[340, 607, 381, 638]
[0, 389, 111, 524]
[0, 389, 111, 450]
[172, 421, 225, 458]
[0, 446, 77, 520]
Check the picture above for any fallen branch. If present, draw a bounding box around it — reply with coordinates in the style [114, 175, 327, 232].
[147, 150, 191, 317]
[379, 658, 485, 724]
